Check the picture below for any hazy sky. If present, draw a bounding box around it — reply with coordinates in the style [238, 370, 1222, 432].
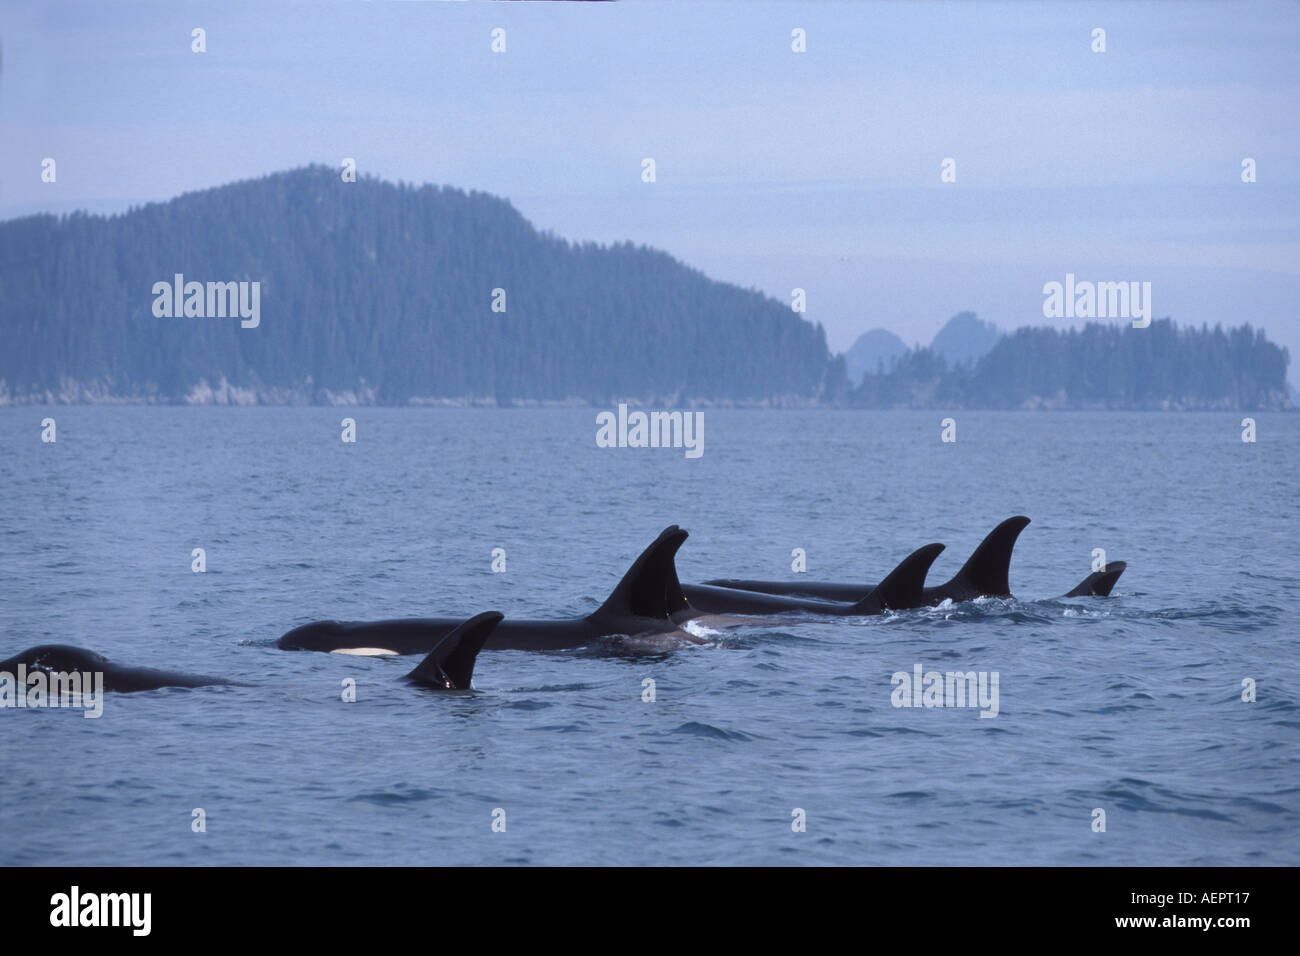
[3, 0, 1298, 364]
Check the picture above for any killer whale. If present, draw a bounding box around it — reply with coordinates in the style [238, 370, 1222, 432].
[701, 517, 1126, 604]
[2, 612, 505, 693]
[677, 543, 947, 617]
[278, 526, 698, 654]
[0, 644, 237, 693]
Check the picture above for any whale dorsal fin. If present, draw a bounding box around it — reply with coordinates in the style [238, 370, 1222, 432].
[662, 540, 692, 617]
[852, 543, 945, 612]
[406, 611, 503, 689]
[592, 525, 689, 621]
[1063, 561, 1127, 597]
[942, 516, 1030, 599]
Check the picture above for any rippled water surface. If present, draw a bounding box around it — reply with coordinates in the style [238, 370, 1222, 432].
[1, 408, 1296, 865]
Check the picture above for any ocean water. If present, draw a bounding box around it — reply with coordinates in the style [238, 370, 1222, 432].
[1, 407, 1296, 866]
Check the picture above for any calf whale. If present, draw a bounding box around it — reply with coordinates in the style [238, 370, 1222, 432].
[278, 526, 698, 654]
[2, 613, 505, 693]
[702, 517, 1126, 604]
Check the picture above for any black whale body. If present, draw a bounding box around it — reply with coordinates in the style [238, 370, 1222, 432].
[698, 516, 1126, 605]
[3, 612, 505, 693]
[0, 644, 235, 693]
[700, 516, 1031, 607]
[278, 527, 696, 655]
[677, 543, 946, 617]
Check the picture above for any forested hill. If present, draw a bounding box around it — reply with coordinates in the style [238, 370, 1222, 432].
[0, 166, 842, 405]
[852, 320, 1291, 410]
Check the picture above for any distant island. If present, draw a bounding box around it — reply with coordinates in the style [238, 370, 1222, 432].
[0, 165, 1290, 410]
[849, 313, 1291, 411]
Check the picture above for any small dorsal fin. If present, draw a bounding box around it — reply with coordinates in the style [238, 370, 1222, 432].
[405, 612, 503, 689]
[592, 525, 689, 621]
[852, 543, 945, 612]
[1063, 560, 1127, 597]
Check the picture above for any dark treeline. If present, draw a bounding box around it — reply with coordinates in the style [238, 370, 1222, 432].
[852, 320, 1291, 410]
[0, 166, 840, 405]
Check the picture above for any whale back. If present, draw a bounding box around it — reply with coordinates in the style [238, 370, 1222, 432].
[0, 644, 109, 673]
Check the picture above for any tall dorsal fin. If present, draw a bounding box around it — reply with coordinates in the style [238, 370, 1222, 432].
[405, 612, 503, 689]
[941, 516, 1030, 600]
[852, 543, 945, 613]
[592, 525, 689, 621]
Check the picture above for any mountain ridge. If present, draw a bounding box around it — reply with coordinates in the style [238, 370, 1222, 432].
[0, 165, 1290, 409]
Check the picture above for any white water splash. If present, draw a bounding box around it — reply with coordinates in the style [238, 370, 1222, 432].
[682, 619, 723, 639]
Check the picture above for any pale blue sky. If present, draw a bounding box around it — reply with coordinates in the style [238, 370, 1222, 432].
[3, 0, 1297, 364]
